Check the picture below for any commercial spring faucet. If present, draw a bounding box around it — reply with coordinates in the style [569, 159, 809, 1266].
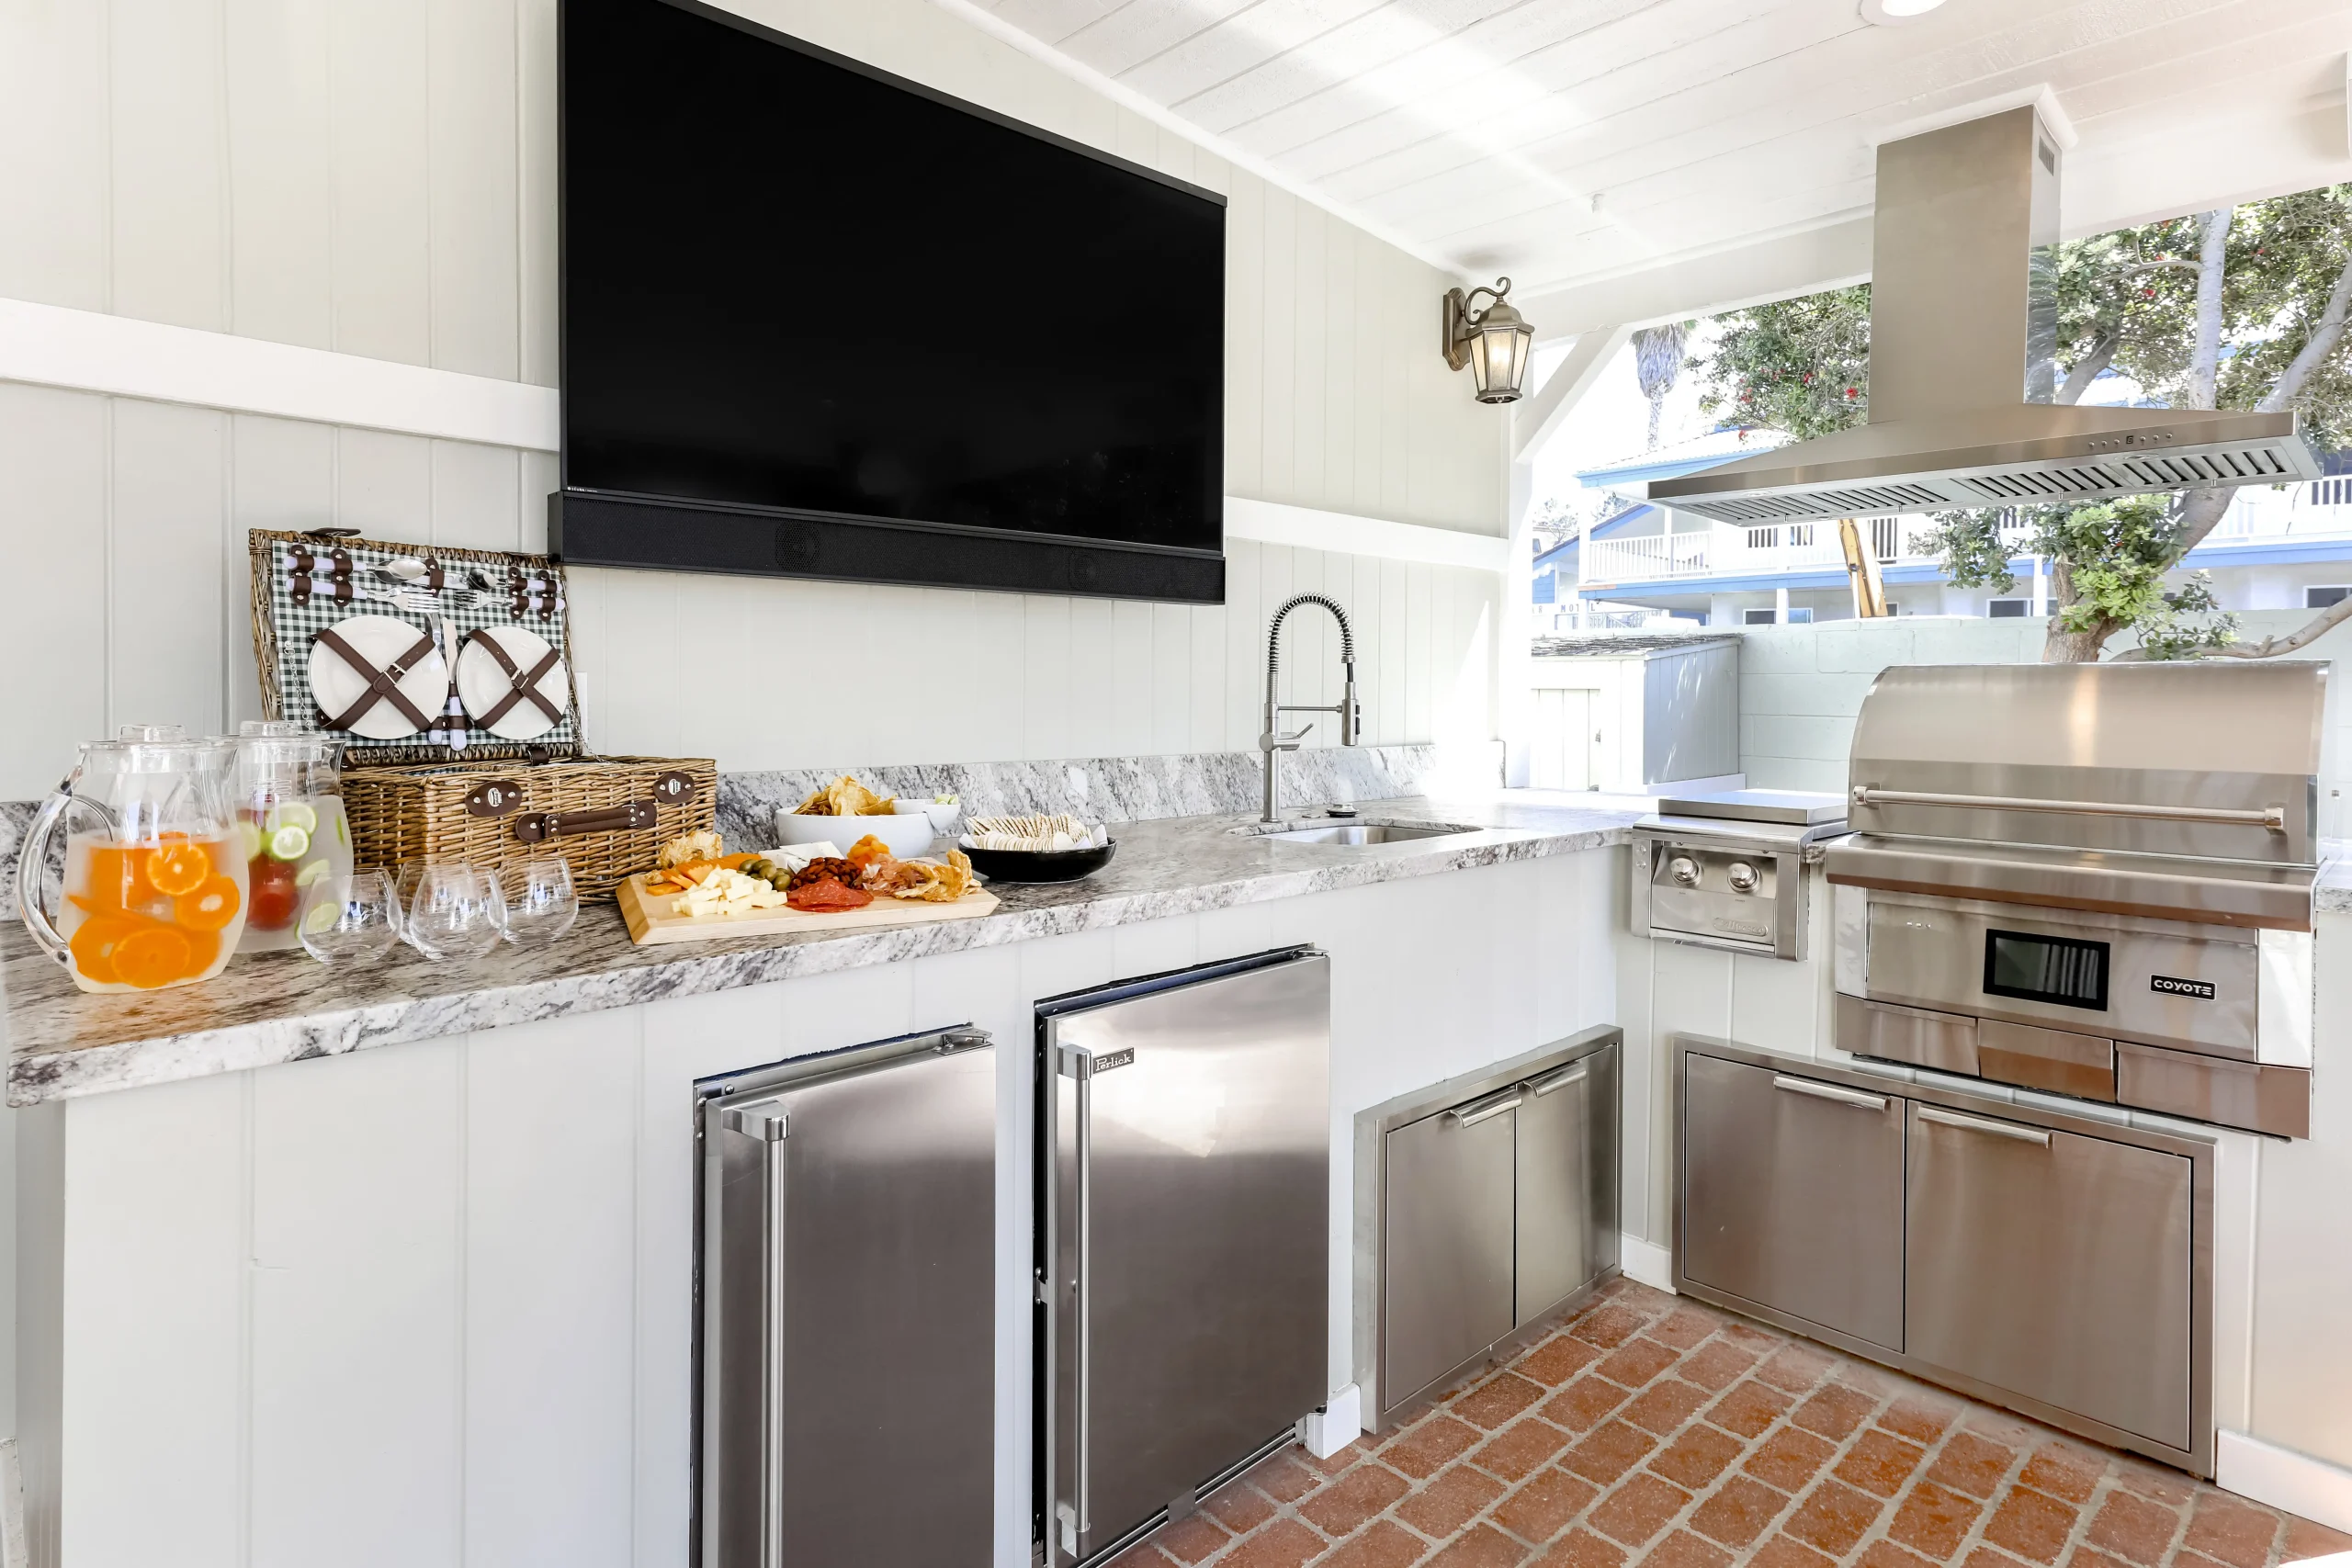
[1260, 593, 1362, 822]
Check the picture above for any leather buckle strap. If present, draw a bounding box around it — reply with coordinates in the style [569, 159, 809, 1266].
[464, 628, 565, 728]
[314, 625, 439, 734]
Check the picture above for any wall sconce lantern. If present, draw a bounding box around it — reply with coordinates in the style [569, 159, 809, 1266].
[1441, 276, 1535, 404]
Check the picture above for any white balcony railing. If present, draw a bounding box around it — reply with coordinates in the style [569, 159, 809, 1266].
[1577, 480, 2352, 589]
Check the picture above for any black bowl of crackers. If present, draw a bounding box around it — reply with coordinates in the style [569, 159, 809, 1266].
[958, 812, 1117, 884]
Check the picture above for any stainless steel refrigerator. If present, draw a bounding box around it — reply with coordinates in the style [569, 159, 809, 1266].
[1037, 949, 1331, 1567]
[698, 1026, 996, 1567]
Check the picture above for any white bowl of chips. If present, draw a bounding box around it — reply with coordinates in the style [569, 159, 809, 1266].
[775, 802, 934, 858]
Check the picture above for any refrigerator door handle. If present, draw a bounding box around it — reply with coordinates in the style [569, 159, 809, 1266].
[1057, 1044, 1095, 1540]
[723, 1100, 791, 1568]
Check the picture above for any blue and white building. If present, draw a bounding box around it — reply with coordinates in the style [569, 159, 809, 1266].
[1550, 429, 2352, 630]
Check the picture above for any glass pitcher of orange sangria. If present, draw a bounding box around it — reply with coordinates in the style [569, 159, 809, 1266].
[16, 725, 249, 993]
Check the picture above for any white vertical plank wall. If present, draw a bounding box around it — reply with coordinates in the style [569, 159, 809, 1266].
[0, 0, 1507, 802]
[37, 861, 1618, 1568]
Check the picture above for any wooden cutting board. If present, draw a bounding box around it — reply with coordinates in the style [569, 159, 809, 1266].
[616, 872, 1000, 945]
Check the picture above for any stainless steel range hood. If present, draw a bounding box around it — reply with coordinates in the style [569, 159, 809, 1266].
[1648, 108, 2321, 525]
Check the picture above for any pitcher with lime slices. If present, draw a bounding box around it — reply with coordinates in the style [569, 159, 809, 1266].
[230, 721, 353, 953]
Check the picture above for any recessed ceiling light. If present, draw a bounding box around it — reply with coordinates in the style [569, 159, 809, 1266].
[1860, 0, 1948, 23]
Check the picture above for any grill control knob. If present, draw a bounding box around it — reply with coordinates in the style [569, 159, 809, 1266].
[1668, 855, 1701, 887]
[1726, 861, 1760, 894]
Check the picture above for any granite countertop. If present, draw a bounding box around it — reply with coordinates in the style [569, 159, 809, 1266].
[0, 792, 1647, 1105]
[2318, 840, 2352, 916]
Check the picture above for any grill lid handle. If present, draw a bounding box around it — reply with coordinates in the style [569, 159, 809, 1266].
[1851, 785, 2285, 834]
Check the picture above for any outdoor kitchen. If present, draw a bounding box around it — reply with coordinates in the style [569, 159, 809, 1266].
[3, 4, 2352, 1568]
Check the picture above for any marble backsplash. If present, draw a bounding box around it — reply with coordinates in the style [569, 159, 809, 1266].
[0, 745, 1502, 891]
[713, 742, 1498, 849]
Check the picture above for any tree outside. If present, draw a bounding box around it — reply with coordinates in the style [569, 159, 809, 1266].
[1690, 185, 2352, 661]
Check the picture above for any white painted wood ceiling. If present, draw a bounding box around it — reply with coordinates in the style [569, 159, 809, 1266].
[978, 0, 2352, 296]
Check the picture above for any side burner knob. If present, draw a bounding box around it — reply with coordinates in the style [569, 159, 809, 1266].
[1668, 855, 1701, 887]
[1726, 861, 1760, 893]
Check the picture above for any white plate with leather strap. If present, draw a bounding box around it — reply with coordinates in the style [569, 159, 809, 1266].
[307, 614, 450, 739]
[454, 625, 571, 741]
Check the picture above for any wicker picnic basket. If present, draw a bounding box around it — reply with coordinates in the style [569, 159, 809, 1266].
[247, 528, 715, 902]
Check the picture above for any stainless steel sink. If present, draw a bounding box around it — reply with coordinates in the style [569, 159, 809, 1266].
[1257, 822, 1477, 846]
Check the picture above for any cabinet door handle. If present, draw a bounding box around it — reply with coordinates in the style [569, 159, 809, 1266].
[1771, 1076, 1887, 1112]
[1528, 1064, 1588, 1098]
[1917, 1106, 2051, 1145]
[1449, 1090, 1523, 1128]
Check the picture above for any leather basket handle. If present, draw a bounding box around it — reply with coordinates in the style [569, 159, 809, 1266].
[513, 801, 657, 843]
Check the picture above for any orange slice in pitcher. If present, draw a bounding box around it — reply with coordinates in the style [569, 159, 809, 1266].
[145, 841, 213, 897]
[68, 915, 134, 986]
[174, 876, 242, 931]
[110, 926, 194, 989]
[81, 846, 155, 908]
[175, 928, 220, 982]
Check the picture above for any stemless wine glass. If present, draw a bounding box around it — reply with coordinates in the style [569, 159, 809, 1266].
[299, 870, 403, 965]
[500, 855, 579, 948]
[405, 863, 506, 961]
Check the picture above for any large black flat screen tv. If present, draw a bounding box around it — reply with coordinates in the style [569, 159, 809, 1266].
[553, 0, 1227, 604]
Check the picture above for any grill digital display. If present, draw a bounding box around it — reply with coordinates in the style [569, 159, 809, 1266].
[1983, 929, 2109, 1010]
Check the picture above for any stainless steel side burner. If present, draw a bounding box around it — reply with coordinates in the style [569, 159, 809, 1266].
[1825, 661, 2325, 1138]
[1631, 789, 1849, 961]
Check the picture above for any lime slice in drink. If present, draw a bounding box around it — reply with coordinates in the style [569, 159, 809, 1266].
[267, 824, 311, 861]
[269, 801, 319, 835]
[300, 902, 341, 936]
[235, 820, 264, 863]
[334, 813, 350, 846]
[295, 859, 334, 888]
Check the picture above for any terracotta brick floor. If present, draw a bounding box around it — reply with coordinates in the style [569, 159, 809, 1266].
[1107, 1279, 2352, 1568]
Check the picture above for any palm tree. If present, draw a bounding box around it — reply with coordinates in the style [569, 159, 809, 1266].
[1633, 321, 1693, 449]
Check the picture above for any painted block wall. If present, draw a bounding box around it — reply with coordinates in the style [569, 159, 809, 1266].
[1738, 613, 2352, 833]
[0, 0, 1508, 801]
[18, 852, 1616, 1568]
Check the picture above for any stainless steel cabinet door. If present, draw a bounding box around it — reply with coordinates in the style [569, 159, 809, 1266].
[1383, 1092, 1517, 1405]
[1046, 953, 1329, 1564]
[1680, 1054, 1905, 1350]
[1516, 1044, 1619, 1321]
[1905, 1104, 2192, 1450]
[703, 1033, 996, 1568]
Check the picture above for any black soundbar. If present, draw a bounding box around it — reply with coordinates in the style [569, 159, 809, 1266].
[548, 490, 1225, 604]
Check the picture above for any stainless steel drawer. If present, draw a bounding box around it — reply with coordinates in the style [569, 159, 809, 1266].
[1680, 1053, 1905, 1350]
[2118, 1043, 2310, 1139]
[1979, 1019, 2114, 1101]
[1905, 1102, 2192, 1450]
[1836, 992, 1978, 1073]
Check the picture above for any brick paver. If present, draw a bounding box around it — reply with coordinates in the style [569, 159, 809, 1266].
[1104, 1280, 2352, 1568]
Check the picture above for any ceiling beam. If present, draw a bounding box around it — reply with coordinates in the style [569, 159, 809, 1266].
[1512, 325, 1632, 464]
[1517, 220, 1873, 344]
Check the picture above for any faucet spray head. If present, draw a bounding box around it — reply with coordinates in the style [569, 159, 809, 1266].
[1340, 660, 1361, 746]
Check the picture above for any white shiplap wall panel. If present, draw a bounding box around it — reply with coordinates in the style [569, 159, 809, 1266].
[428, 0, 522, 382]
[109, 400, 228, 735]
[0, 1, 108, 314]
[111, 0, 229, 334]
[0, 0, 1503, 800]
[0, 386, 108, 799]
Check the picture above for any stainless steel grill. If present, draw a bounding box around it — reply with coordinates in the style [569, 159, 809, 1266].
[1824, 661, 2326, 1137]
